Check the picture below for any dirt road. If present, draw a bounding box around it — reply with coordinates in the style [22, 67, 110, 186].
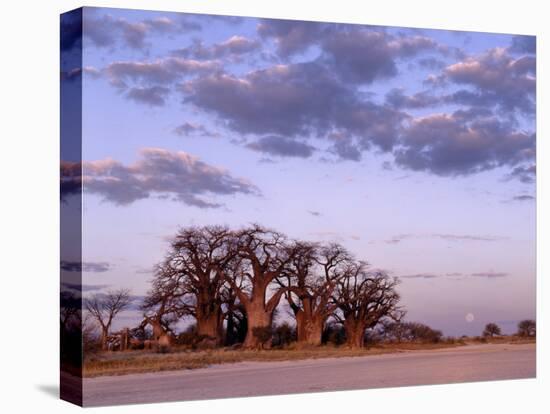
[83, 343, 535, 406]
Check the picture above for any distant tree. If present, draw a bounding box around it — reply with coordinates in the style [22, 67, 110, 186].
[483, 323, 502, 337]
[85, 289, 131, 350]
[517, 319, 536, 337]
[139, 289, 179, 350]
[333, 265, 402, 348]
[407, 322, 443, 343]
[380, 321, 442, 343]
[379, 320, 408, 342]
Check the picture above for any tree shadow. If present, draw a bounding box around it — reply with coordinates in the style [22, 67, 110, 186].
[36, 384, 59, 399]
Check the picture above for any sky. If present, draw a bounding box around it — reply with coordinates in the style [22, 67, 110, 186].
[61, 7, 536, 337]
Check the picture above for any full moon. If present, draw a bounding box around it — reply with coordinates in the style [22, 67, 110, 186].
[465, 313, 475, 323]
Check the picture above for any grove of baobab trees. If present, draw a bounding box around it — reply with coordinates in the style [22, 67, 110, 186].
[139, 224, 403, 349]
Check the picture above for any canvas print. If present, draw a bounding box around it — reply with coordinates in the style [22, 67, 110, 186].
[60, 7, 536, 407]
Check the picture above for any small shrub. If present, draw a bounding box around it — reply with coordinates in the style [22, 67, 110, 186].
[252, 326, 273, 349]
[322, 323, 346, 346]
[272, 322, 296, 347]
[364, 329, 382, 346]
[444, 336, 457, 344]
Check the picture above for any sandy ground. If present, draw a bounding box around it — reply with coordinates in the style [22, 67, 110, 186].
[83, 343, 535, 406]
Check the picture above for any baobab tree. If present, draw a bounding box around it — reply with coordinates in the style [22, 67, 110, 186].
[333, 265, 402, 348]
[85, 289, 131, 350]
[145, 226, 236, 345]
[283, 242, 353, 346]
[140, 270, 183, 349]
[483, 322, 502, 338]
[225, 224, 297, 348]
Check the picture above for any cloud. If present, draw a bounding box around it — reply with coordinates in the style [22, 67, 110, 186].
[246, 135, 316, 158]
[440, 48, 536, 115]
[507, 164, 536, 184]
[60, 66, 101, 83]
[83, 13, 200, 50]
[126, 86, 170, 106]
[173, 122, 220, 137]
[321, 29, 441, 84]
[432, 234, 506, 242]
[394, 112, 535, 176]
[105, 57, 219, 88]
[258, 21, 442, 84]
[183, 62, 404, 153]
[173, 35, 260, 60]
[385, 88, 441, 109]
[60, 161, 82, 201]
[61, 261, 111, 272]
[328, 132, 363, 161]
[471, 272, 508, 278]
[95, 18, 534, 181]
[103, 57, 219, 106]
[309, 231, 361, 242]
[416, 57, 446, 70]
[257, 19, 326, 57]
[400, 271, 507, 280]
[400, 273, 439, 279]
[62, 282, 110, 292]
[81, 148, 258, 207]
[385, 233, 505, 244]
[511, 194, 535, 202]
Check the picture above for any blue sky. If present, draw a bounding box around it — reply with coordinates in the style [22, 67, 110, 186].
[61, 7, 536, 336]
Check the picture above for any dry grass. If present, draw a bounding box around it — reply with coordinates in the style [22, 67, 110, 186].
[83, 336, 535, 378]
[83, 341, 463, 378]
[463, 335, 536, 345]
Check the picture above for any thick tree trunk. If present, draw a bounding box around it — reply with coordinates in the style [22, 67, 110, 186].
[243, 300, 273, 349]
[195, 294, 223, 344]
[295, 311, 308, 343]
[196, 308, 222, 345]
[344, 319, 366, 348]
[196, 313, 220, 338]
[303, 318, 325, 346]
[295, 310, 325, 346]
[100, 327, 109, 351]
